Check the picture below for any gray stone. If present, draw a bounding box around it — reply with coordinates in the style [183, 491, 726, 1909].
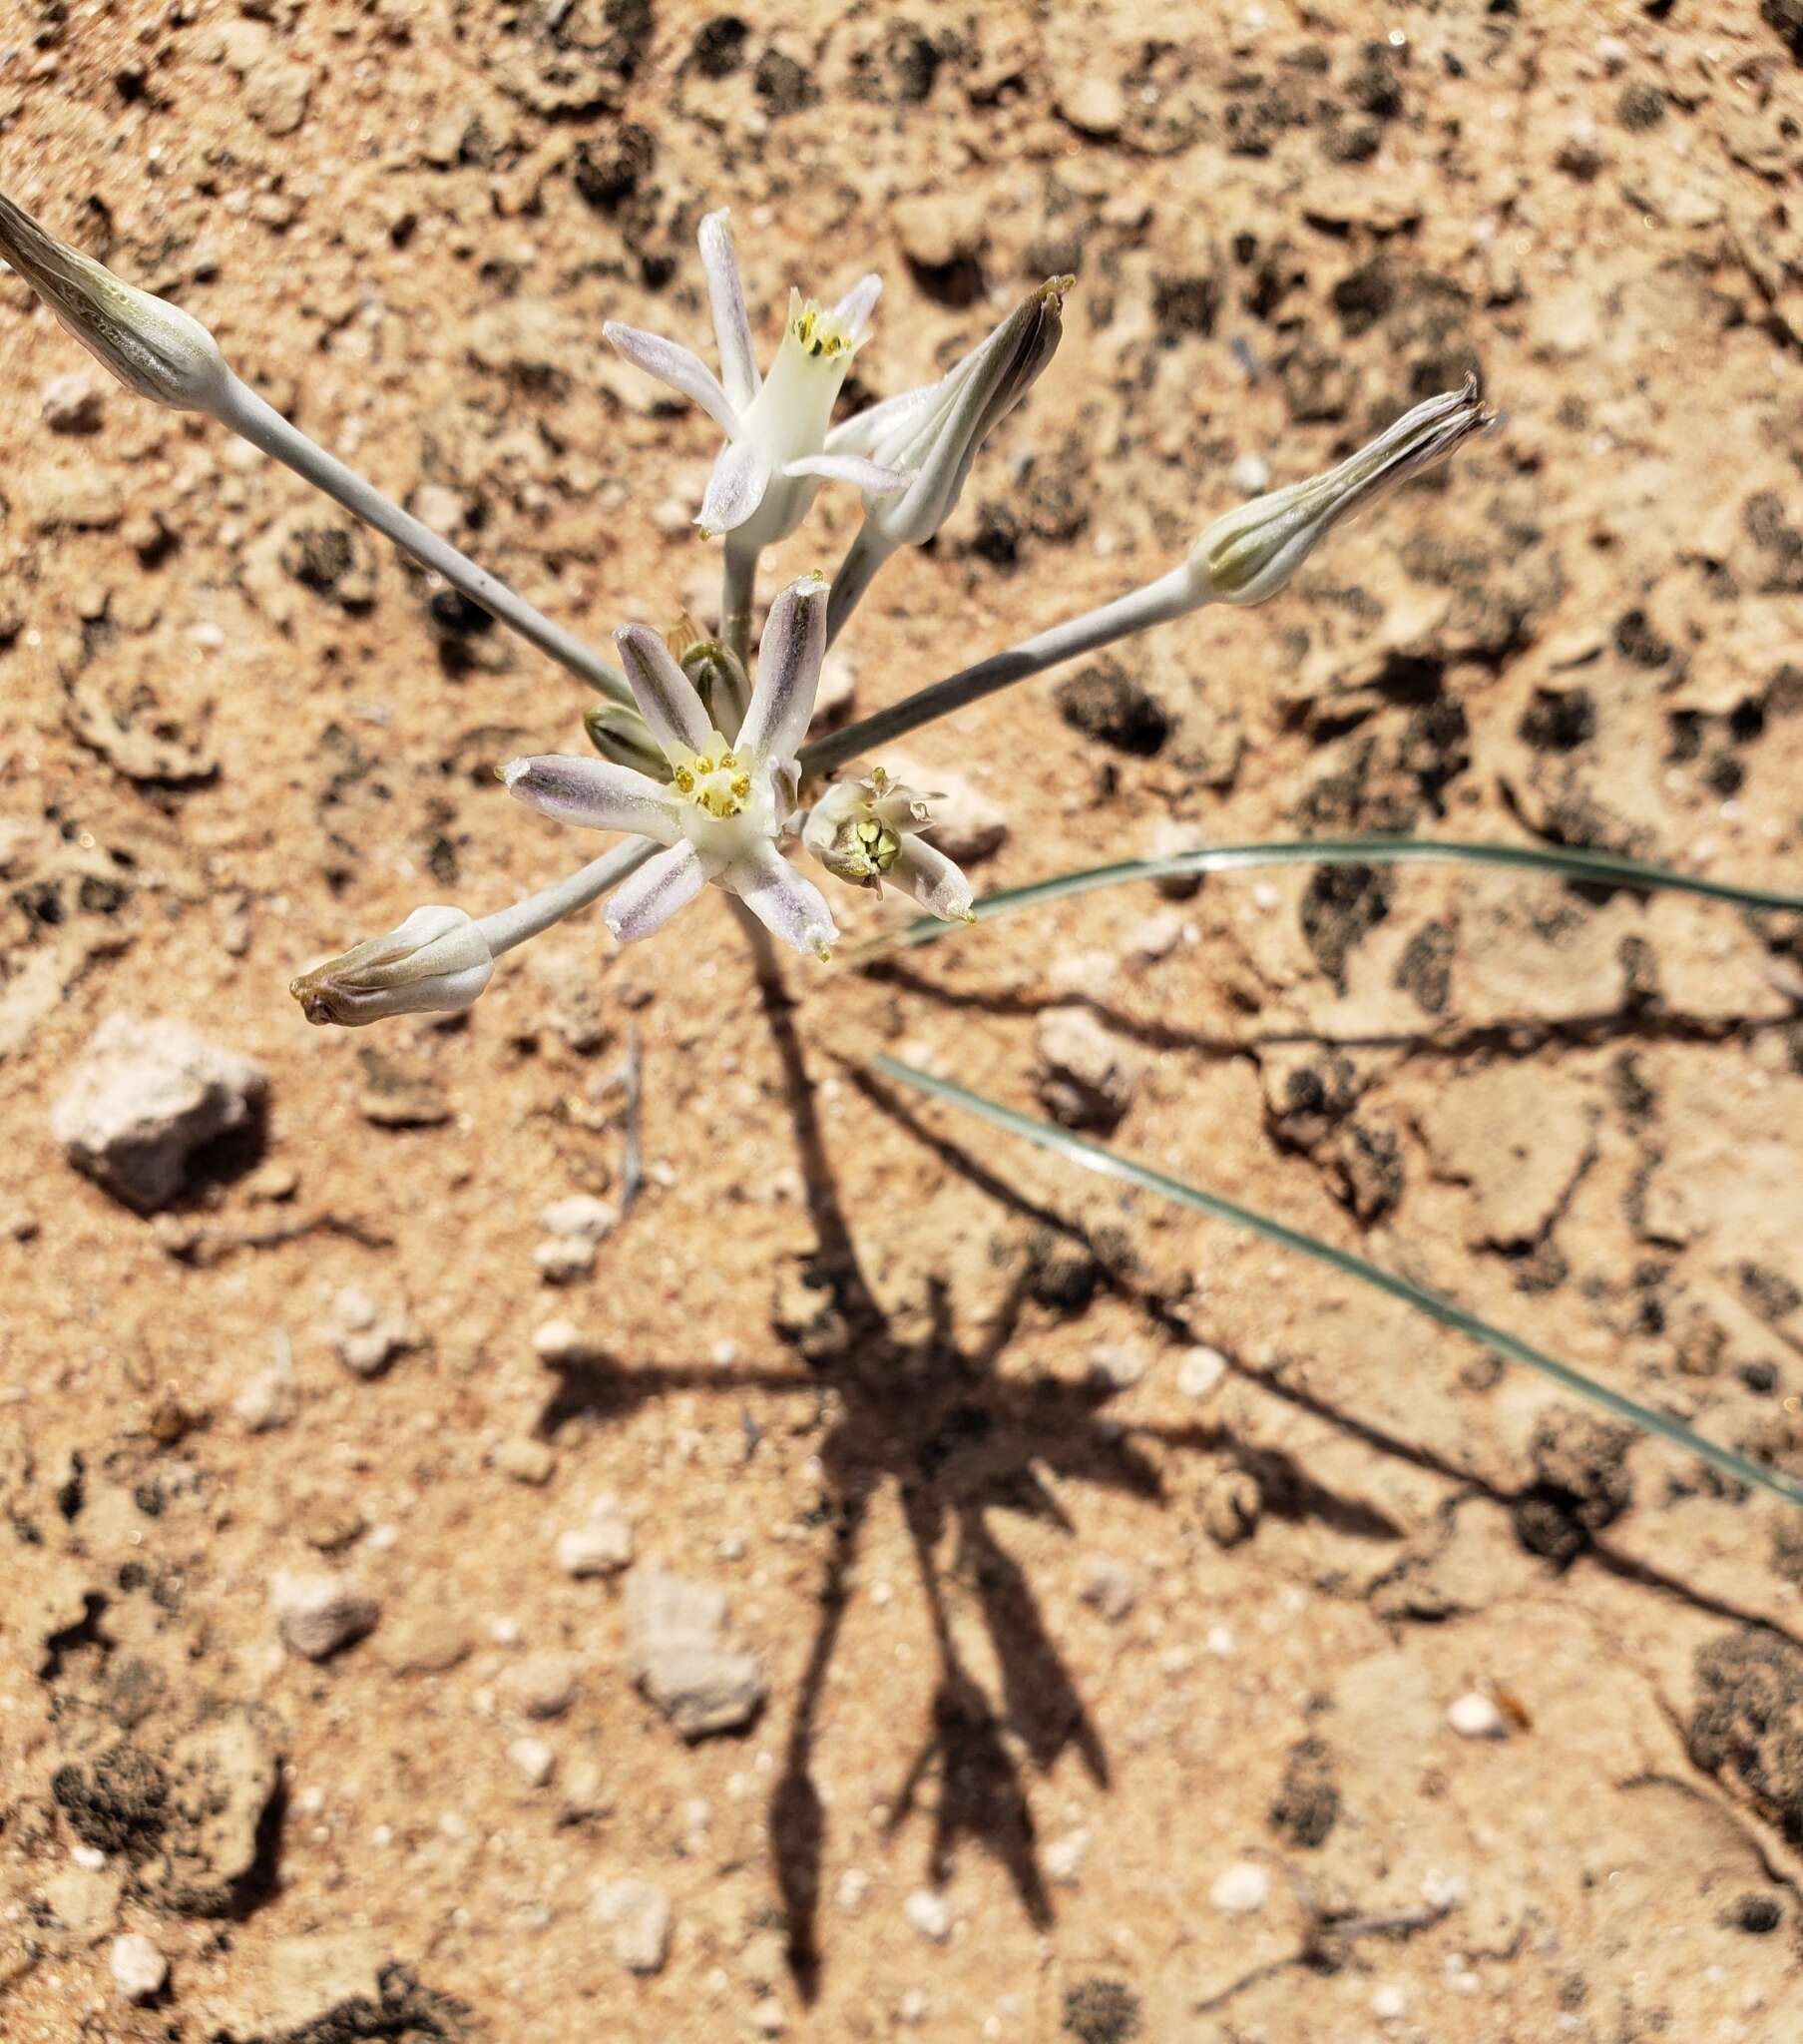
[1034, 1007, 1140, 1132]
[624, 1564, 766, 1739]
[593, 1876, 672, 1975]
[271, 1570, 378, 1661]
[53, 1014, 266, 1213]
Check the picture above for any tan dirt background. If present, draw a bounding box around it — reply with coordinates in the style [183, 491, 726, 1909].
[5, 1, 1803, 2038]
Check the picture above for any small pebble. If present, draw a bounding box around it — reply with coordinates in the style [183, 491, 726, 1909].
[1372, 1983, 1408, 2021]
[542, 1193, 619, 1241]
[1079, 1556, 1135, 1623]
[1087, 1341, 1145, 1390]
[1209, 1860, 1270, 1914]
[903, 1889, 951, 1942]
[749, 1997, 787, 2036]
[532, 1316, 597, 1366]
[534, 1237, 598, 1284]
[556, 1515, 634, 1578]
[495, 1436, 555, 1486]
[1045, 1828, 1089, 1885]
[1177, 1345, 1227, 1399]
[504, 1652, 580, 1721]
[271, 1570, 378, 1661]
[560, 1758, 611, 1821]
[899, 1988, 930, 2024]
[508, 1736, 556, 1787]
[594, 1876, 672, 1974]
[111, 1931, 168, 2003]
[1447, 1691, 1508, 1740]
[1231, 451, 1271, 494]
[233, 1338, 297, 1432]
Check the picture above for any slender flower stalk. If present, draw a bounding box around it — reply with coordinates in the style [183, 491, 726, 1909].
[824, 275, 1072, 645]
[0, 186, 625, 700]
[291, 840, 654, 1027]
[801, 379, 1494, 778]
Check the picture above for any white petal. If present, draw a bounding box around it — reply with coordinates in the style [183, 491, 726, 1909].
[604, 842, 707, 944]
[603, 321, 741, 437]
[502, 755, 684, 841]
[698, 209, 760, 415]
[737, 574, 827, 765]
[614, 624, 713, 758]
[892, 835, 976, 922]
[696, 439, 773, 536]
[832, 272, 882, 341]
[824, 377, 942, 457]
[781, 452, 912, 496]
[722, 841, 839, 958]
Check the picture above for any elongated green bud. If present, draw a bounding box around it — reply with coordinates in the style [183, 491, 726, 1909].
[584, 699, 672, 780]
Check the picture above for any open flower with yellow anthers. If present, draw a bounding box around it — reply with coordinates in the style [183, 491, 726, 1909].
[605, 210, 912, 547]
[802, 766, 976, 923]
[504, 575, 841, 957]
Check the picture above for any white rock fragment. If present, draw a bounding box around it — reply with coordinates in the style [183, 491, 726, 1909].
[749, 1996, 787, 2036]
[1176, 1345, 1227, 1399]
[44, 369, 106, 433]
[1371, 1982, 1408, 2021]
[508, 1736, 556, 1788]
[1079, 1557, 1135, 1623]
[624, 1564, 766, 1739]
[1447, 1691, 1508, 1740]
[1421, 1867, 1468, 1910]
[544, 1193, 618, 1240]
[504, 1652, 580, 1721]
[560, 1757, 611, 1821]
[594, 1876, 672, 1975]
[1045, 1828, 1089, 1885]
[320, 1286, 411, 1378]
[1231, 451, 1271, 495]
[1121, 907, 1185, 971]
[1087, 1341, 1145, 1390]
[111, 1931, 168, 2002]
[233, 1334, 297, 1432]
[271, 1570, 378, 1662]
[532, 1316, 600, 1366]
[1209, 1860, 1271, 1914]
[903, 1888, 951, 1942]
[494, 1436, 555, 1486]
[53, 1013, 267, 1213]
[557, 1496, 634, 1578]
[1035, 1008, 1140, 1132]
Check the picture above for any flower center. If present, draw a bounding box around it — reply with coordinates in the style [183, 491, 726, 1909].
[673, 743, 752, 819]
[788, 297, 859, 361]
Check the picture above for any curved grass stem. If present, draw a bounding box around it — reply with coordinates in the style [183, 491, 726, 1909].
[872, 1055, 1803, 1511]
[849, 836, 1803, 958]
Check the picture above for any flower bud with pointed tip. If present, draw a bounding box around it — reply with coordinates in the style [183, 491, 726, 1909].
[584, 699, 673, 781]
[289, 906, 495, 1027]
[0, 190, 231, 414]
[679, 635, 753, 736]
[1187, 376, 1494, 608]
[858, 276, 1072, 551]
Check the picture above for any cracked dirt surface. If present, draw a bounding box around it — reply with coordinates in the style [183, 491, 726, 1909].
[4, 2, 1803, 2039]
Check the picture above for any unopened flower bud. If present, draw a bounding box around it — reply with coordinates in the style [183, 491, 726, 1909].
[678, 634, 753, 736]
[0, 190, 231, 413]
[860, 276, 1072, 551]
[584, 699, 673, 781]
[289, 905, 494, 1027]
[1188, 375, 1494, 607]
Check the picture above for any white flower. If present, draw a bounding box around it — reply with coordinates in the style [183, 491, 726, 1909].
[1186, 375, 1494, 608]
[504, 575, 840, 957]
[829, 275, 1071, 551]
[802, 766, 976, 923]
[290, 906, 495, 1026]
[605, 210, 912, 547]
[0, 188, 230, 413]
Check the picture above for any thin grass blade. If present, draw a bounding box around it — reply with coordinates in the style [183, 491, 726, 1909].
[872, 1053, 1803, 1512]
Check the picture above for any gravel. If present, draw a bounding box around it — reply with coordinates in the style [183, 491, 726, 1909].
[1208, 1860, 1271, 1914]
[624, 1564, 766, 1739]
[903, 1888, 951, 1941]
[111, 1931, 168, 2002]
[593, 1876, 672, 1974]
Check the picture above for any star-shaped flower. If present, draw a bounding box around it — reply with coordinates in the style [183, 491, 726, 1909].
[605, 210, 912, 545]
[504, 574, 841, 956]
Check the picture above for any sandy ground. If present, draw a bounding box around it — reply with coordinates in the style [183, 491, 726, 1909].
[5, 1, 1803, 2038]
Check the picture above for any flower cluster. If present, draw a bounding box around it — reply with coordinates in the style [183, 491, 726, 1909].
[0, 188, 1494, 1024]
